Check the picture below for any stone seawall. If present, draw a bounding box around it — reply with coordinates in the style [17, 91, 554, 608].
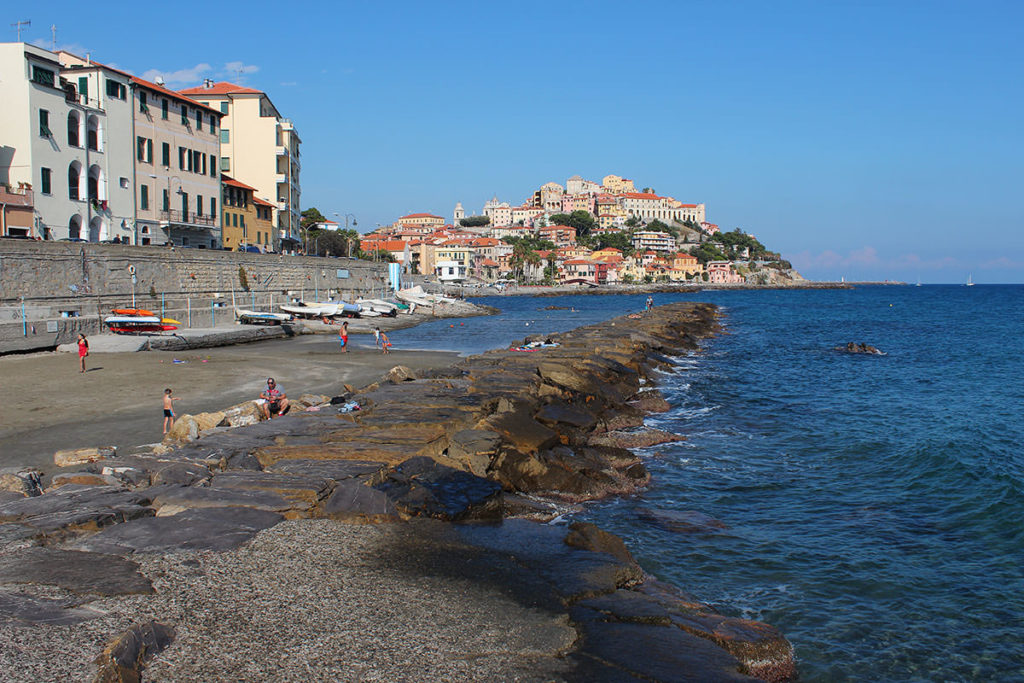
[0, 303, 795, 681]
[0, 241, 391, 352]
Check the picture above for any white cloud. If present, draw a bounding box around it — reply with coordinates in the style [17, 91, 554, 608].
[222, 61, 260, 78]
[280, 81, 298, 87]
[142, 63, 212, 87]
[31, 39, 91, 58]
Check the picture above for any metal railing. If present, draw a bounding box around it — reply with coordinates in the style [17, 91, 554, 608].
[159, 210, 217, 227]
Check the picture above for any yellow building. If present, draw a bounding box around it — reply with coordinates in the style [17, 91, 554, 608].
[602, 174, 636, 193]
[221, 176, 274, 250]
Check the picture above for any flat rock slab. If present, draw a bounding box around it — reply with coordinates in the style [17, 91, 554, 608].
[266, 459, 383, 481]
[0, 591, 104, 627]
[209, 471, 333, 505]
[0, 485, 155, 537]
[0, 547, 152, 595]
[94, 621, 175, 683]
[588, 428, 685, 449]
[73, 507, 283, 555]
[152, 485, 297, 515]
[320, 479, 399, 523]
[373, 456, 502, 521]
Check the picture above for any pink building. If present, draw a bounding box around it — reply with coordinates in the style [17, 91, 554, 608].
[707, 261, 743, 283]
[537, 224, 576, 248]
[560, 193, 595, 214]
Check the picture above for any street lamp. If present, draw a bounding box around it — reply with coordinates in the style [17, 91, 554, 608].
[334, 212, 357, 258]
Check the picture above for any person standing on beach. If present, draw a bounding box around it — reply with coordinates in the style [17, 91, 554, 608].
[373, 326, 381, 349]
[162, 388, 181, 434]
[339, 321, 349, 353]
[645, 295, 653, 311]
[77, 334, 89, 373]
[380, 331, 391, 355]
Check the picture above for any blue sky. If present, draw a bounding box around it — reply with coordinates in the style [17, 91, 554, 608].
[14, 1, 1023, 282]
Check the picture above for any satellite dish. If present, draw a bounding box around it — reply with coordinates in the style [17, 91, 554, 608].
[155, 76, 165, 86]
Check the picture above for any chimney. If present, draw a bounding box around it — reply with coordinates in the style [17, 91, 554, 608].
[155, 76, 165, 86]
[204, 78, 214, 88]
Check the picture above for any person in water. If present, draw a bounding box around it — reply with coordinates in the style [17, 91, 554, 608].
[77, 333, 89, 373]
[339, 321, 349, 352]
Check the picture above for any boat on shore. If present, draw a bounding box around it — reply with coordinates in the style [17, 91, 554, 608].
[236, 309, 290, 325]
[280, 302, 341, 318]
[355, 298, 400, 317]
[396, 286, 454, 308]
[104, 315, 179, 334]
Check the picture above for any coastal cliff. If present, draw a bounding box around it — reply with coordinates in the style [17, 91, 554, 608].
[0, 303, 795, 681]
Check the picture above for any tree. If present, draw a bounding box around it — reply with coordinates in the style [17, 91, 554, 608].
[509, 241, 542, 282]
[646, 218, 679, 238]
[624, 216, 641, 228]
[314, 229, 361, 257]
[459, 215, 490, 228]
[691, 242, 729, 264]
[595, 231, 633, 255]
[301, 207, 327, 231]
[549, 210, 595, 239]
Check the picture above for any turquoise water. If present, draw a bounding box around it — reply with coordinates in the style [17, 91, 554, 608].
[389, 286, 1024, 680]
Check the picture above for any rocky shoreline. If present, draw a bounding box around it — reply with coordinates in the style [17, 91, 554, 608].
[0, 303, 795, 681]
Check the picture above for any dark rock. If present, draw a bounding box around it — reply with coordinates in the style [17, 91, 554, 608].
[93, 621, 175, 683]
[568, 607, 756, 682]
[670, 612, 796, 682]
[628, 389, 671, 413]
[49, 472, 123, 489]
[485, 405, 559, 454]
[0, 485, 155, 538]
[209, 471, 333, 508]
[73, 507, 283, 554]
[266, 459, 383, 481]
[150, 462, 211, 487]
[0, 491, 27, 505]
[639, 508, 729, 534]
[535, 403, 598, 430]
[0, 591, 103, 627]
[320, 479, 399, 523]
[384, 365, 417, 383]
[445, 429, 503, 477]
[589, 427, 685, 449]
[837, 341, 885, 355]
[0, 548, 152, 595]
[578, 589, 673, 625]
[0, 523, 35, 544]
[373, 456, 503, 521]
[565, 522, 637, 566]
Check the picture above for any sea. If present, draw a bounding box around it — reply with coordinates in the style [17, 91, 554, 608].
[387, 285, 1024, 681]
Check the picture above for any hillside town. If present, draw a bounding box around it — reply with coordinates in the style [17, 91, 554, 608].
[340, 173, 799, 286]
[0, 42, 300, 251]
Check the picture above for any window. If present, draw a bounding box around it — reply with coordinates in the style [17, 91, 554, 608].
[105, 79, 125, 100]
[39, 109, 51, 137]
[210, 197, 216, 217]
[139, 91, 148, 113]
[240, 215, 245, 228]
[210, 155, 217, 176]
[31, 65, 55, 87]
[194, 150, 202, 173]
[162, 189, 169, 211]
[68, 165, 80, 200]
[162, 142, 170, 167]
[209, 114, 217, 132]
[196, 109, 202, 131]
[178, 147, 185, 170]
[221, 156, 230, 172]
[181, 105, 188, 125]
[220, 129, 230, 144]
[219, 101, 228, 114]
[232, 213, 238, 227]
[41, 167, 52, 195]
[140, 184, 149, 210]
[78, 77, 89, 104]
[182, 192, 188, 217]
[161, 98, 169, 119]
[197, 195, 204, 216]
[136, 137, 152, 163]
[67, 112, 80, 146]
[201, 153, 207, 175]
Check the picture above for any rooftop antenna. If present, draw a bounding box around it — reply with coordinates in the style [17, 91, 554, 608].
[50, 24, 56, 51]
[12, 20, 30, 42]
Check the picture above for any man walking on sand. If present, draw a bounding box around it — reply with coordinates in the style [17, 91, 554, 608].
[162, 388, 181, 434]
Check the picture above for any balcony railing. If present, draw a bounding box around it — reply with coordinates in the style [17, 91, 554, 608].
[159, 210, 217, 228]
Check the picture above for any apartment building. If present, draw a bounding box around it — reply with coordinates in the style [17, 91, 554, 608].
[601, 174, 635, 194]
[631, 230, 675, 252]
[180, 82, 301, 250]
[482, 196, 512, 227]
[129, 76, 222, 247]
[0, 43, 116, 240]
[221, 176, 273, 250]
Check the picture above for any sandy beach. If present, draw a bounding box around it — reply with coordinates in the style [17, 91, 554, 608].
[0, 333, 459, 473]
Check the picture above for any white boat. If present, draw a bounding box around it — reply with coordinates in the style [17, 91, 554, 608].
[396, 286, 454, 307]
[356, 298, 399, 317]
[280, 302, 340, 318]
[236, 309, 290, 325]
[310, 300, 362, 317]
[966, 274, 975, 287]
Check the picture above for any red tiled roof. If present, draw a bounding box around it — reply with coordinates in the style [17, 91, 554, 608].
[131, 76, 223, 115]
[480, 258, 499, 266]
[179, 81, 263, 96]
[221, 176, 257, 191]
[622, 192, 661, 200]
[400, 213, 443, 219]
[252, 197, 274, 207]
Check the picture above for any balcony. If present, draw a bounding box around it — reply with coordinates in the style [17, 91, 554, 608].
[159, 210, 217, 228]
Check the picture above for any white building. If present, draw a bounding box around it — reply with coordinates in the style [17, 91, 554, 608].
[58, 52, 138, 244]
[435, 259, 467, 282]
[631, 230, 675, 252]
[0, 43, 117, 240]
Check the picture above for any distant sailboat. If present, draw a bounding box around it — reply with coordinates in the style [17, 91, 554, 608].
[966, 274, 975, 287]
